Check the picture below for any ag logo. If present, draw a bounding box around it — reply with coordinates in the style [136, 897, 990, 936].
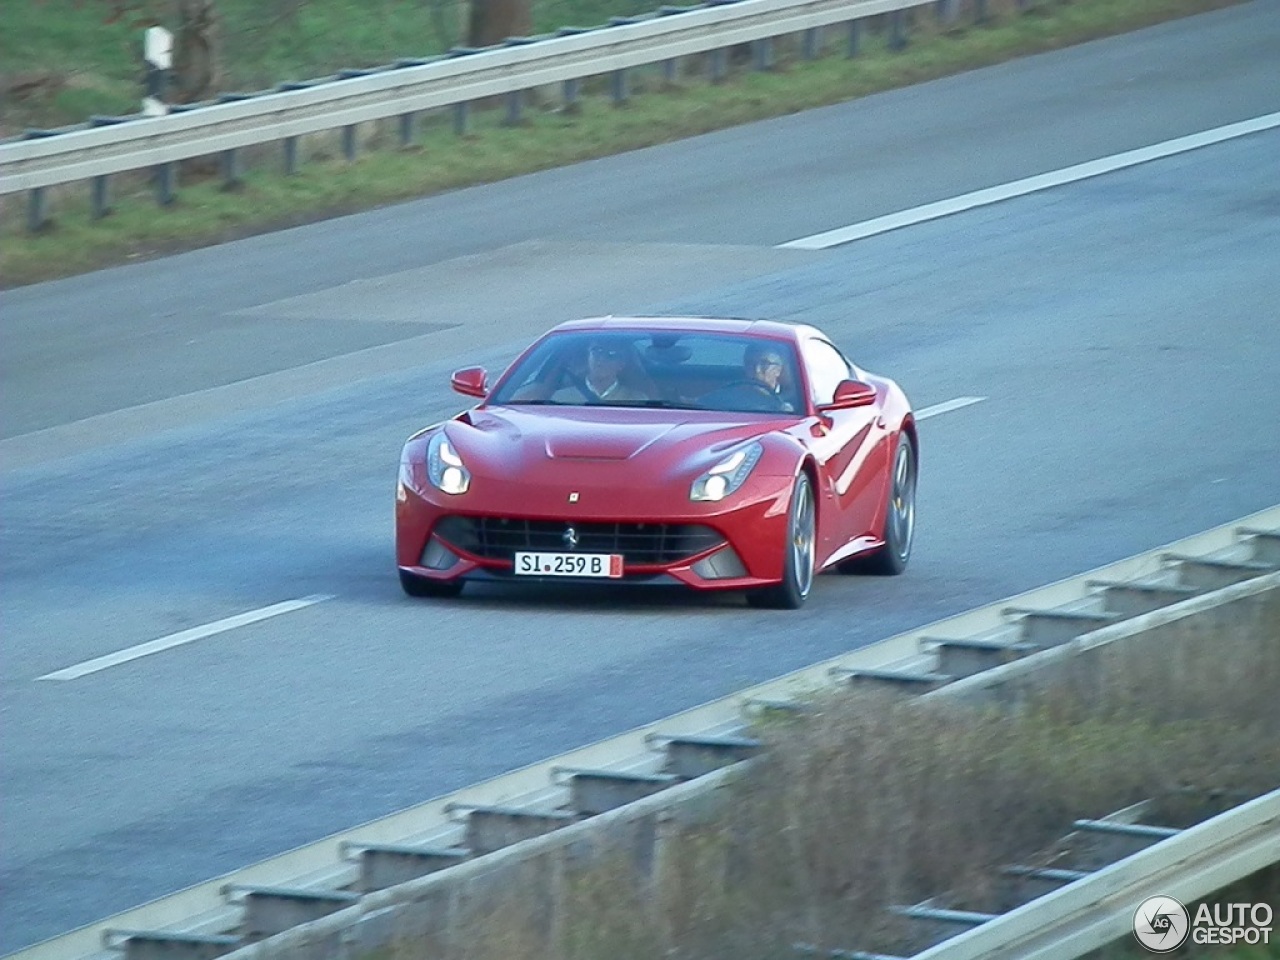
[1134, 896, 1190, 953]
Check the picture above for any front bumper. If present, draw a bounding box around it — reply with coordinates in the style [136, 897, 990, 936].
[396, 474, 794, 591]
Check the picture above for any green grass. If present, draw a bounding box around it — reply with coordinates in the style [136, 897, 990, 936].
[0, 0, 660, 129]
[0, 0, 1240, 287]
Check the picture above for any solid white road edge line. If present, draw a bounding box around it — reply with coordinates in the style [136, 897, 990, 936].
[916, 396, 985, 419]
[778, 112, 1280, 250]
[37, 594, 335, 682]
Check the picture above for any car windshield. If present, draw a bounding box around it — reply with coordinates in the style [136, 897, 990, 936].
[490, 330, 805, 415]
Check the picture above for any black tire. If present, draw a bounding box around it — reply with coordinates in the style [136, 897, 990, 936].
[841, 434, 916, 576]
[748, 472, 816, 610]
[399, 569, 464, 598]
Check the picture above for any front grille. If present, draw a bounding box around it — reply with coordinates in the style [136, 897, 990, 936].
[434, 516, 724, 566]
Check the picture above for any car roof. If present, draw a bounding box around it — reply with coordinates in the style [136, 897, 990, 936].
[550, 315, 821, 342]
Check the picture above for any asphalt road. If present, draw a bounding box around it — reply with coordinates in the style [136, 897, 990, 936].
[2, 1, 1279, 951]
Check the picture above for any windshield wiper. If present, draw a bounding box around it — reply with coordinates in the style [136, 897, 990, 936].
[500, 399, 696, 410]
[611, 399, 695, 410]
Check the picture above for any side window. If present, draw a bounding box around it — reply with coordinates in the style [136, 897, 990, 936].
[800, 339, 852, 405]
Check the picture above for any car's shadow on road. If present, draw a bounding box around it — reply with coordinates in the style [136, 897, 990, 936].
[357, 572, 747, 613]
[315, 541, 750, 613]
[446, 579, 747, 613]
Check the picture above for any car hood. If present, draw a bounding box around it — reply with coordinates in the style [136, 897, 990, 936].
[446, 405, 795, 477]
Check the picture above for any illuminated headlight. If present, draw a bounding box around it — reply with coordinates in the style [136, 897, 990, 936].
[690, 442, 764, 502]
[427, 432, 471, 495]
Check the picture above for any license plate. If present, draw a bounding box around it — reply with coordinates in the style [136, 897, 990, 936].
[514, 552, 624, 578]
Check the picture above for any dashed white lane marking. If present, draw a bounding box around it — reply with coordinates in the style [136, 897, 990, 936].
[779, 112, 1280, 250]
[916, 396, 985, 420]
[37, 594, 334, 681]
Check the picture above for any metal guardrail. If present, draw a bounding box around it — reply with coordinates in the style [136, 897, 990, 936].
[814, 567, 1280, 957]
[915, 787, 1280, 960]
[8, 505, 1278, 960]
[0, 0, 924, 217]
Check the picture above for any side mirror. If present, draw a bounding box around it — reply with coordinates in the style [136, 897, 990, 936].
[450, 366, 488, 399]
[819, 379, 877, 411]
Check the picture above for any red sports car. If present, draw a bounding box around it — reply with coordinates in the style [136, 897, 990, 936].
[396, 317, 916, 608]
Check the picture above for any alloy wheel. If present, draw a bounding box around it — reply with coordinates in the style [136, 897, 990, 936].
[791, 475, 816, 597]
[888, 441, 916, 562]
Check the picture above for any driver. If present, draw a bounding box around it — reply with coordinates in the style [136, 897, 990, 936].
[697, 342, 795, 413]
[744, 343, 790, 407]
[737, 343, 793, 412]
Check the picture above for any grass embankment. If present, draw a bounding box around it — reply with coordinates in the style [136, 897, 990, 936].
[423, 590, 1280, 960]
[1, 0, 662, 129]
[0, 0, 1239, 287]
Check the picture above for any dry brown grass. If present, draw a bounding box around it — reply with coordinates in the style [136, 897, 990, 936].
[394, 590, 1280, 960]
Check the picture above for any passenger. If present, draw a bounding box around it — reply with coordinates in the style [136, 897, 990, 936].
[549, 340, 652, 404]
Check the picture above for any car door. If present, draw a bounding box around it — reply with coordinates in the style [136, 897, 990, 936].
[797, 337, 891, 558]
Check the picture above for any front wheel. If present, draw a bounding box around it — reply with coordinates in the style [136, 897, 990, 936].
[842, 434, 916, 576]
[748, 472, 816, 610]
[399, 569, 464, 598]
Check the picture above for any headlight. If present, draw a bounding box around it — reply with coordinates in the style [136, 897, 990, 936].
[427, 432, 471, 495]
[690, 442, 764, 502]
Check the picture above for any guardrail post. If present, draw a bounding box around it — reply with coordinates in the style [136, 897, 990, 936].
[553, 22, 591, 112]
[663, 58, 678, 85]
[498, 36, 535, 127]
[889, 9, 908, 50]
[275, 82, 307, 175]
[974, 0, 990, 23]
[447, 804, 575, 856]
[847, 20, 862, 57]
[505, 90, 524, 126]
[27, 188, 49, 233]
[562, 78, 581, 113]
[802, 28, 820, 60]
[709, 48, 728, 83]
[283, 137, 300, 175]
[453, 102, 470, 136]
[92, 175, 111, 219]
[556, 768, 680, 816]
[398, 113, 415, 147]
[221, 149, 242, 190]
[223, 885, 359, 940]
[611, 68, 630, 105]
[105, 930, 240, 960]
[342, 125, 357, 161]
[155, 162, 177, 206]
[752, 37, 775, 71]
[342, 842, 469, 893]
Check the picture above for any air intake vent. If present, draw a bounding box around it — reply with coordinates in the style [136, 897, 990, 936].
[434, 517, 723, 565]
